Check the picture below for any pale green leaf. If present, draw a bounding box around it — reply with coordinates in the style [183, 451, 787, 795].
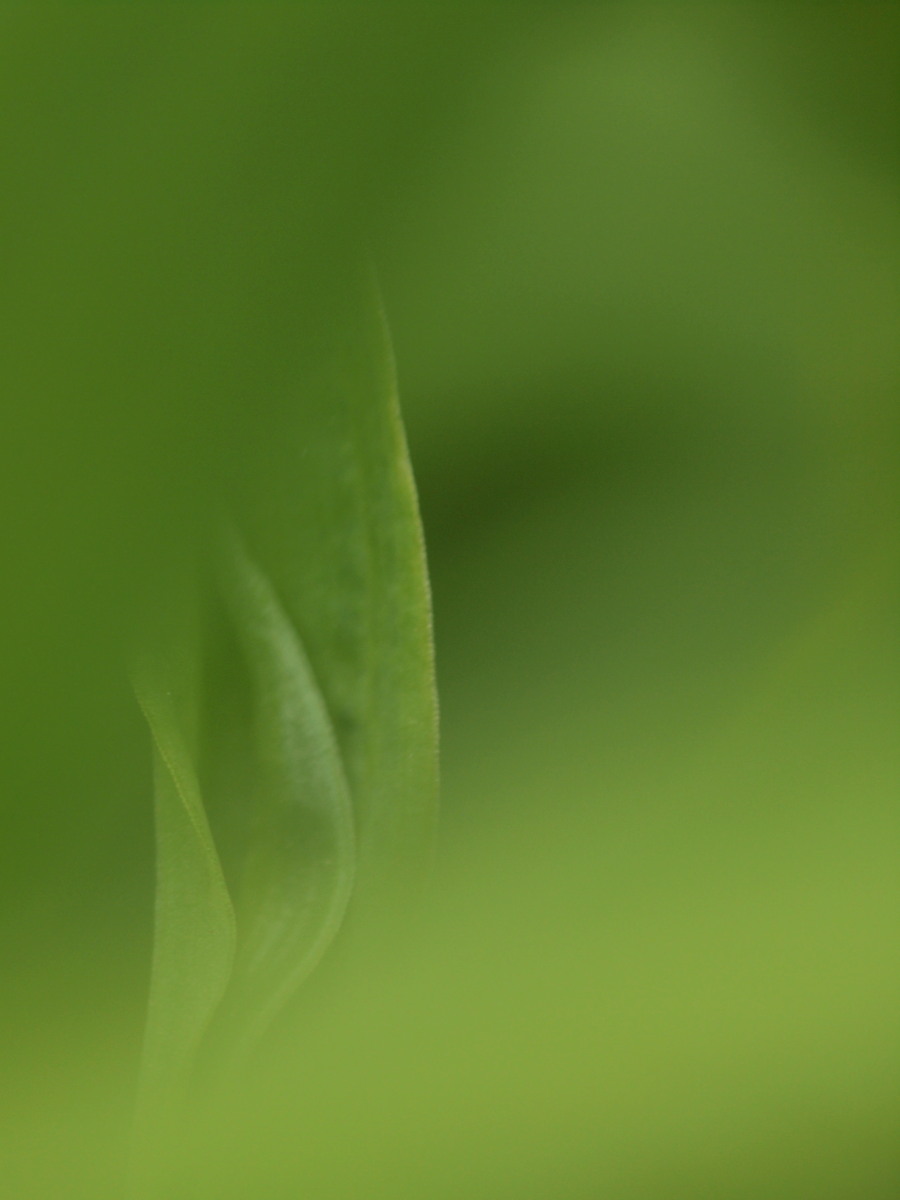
[134, 288, 438, 1101]
[131, 645, 236, 1139]
[205, 533, 356, 1061]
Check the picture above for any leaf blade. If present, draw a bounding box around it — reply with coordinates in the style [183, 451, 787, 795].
[208, 533, 357, 1056]
[235, 288, 439, 930]
[132, 653, 236, 1135]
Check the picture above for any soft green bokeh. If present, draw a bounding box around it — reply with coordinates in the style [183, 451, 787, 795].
[1, 5, 897, 1198]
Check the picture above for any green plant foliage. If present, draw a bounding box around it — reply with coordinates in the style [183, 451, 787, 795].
[2, 6, 898, 1200]
[131, 640, 236, 1139]
[227, 298, 439, 928]
[131, 298, 437, 1131]
[207, 533, 356, 1061]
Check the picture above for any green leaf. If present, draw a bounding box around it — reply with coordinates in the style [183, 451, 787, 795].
[133, 287, 439, 1108]
[131, 642, 236, 1137]
[231, 288, 439, 933]
[206, 533, 356, 1060]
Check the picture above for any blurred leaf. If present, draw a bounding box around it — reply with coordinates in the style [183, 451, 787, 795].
[131, 293, 438, 1129]
[131, 639, 236, 1139]
[207, 532, 356, 1061]
[230, 293, 439, 933]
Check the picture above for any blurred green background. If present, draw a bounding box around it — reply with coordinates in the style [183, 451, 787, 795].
[1, 5, 897, 1198]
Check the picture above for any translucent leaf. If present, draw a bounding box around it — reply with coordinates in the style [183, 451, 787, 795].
[131, 645, 236, 1140]
[205, 533, 356, 1061]
[133, 289, 438, 1107]
[230, 290, 439, 934]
